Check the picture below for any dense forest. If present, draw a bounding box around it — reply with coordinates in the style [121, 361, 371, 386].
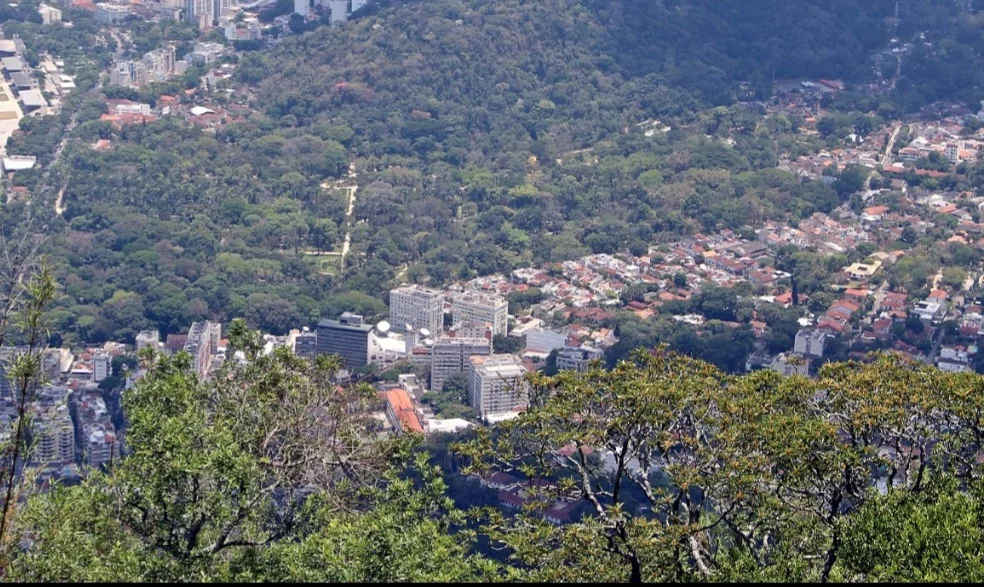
[3, 0, 984, 350]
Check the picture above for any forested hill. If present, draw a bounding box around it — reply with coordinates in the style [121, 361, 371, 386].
[239, 0, 898, 151]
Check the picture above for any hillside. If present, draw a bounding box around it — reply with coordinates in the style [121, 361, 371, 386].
[10, 0, 980, 348]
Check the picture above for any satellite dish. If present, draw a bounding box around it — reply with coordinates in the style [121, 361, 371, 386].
[377, 321, 391, 334]
[419, 328, 431, 338]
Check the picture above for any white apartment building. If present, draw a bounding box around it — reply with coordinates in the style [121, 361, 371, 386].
[115, 102, 152, 116]
[430, 336, 490, 393]
[556, 346, 604, 372]
[95, 2, 131, 24]
[452, 291, 508, 337]
[38, 3, 62, 24]
[294, 0, 309, 16]
[467, 354, 529, 418]
[390, 285, 444, 336]
[793, 328, 828, 358]
[93, 353, 111, 383]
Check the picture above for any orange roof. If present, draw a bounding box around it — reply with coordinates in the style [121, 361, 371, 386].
[381, 388, 423, 434]
[844, 288, 869, 298]
[864, 205, 889, 216]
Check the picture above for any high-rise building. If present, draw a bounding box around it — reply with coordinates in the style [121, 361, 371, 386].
[317, 313, 372, 369]
[184, 0, 212, 26]
[556, 346, 605, 372]
[33, 407, 74, 466]
[452, 291, 508, 337]
[389, 285, 444, 336]
[467, 354, 529, 418]
[294, 0, 309, 16]
[92, 353, 111, 383]
[211, 0, 234, 25]
[184, 321, 221, 380]
[430, 336, 491, 393]
[448, 320, 493, 341]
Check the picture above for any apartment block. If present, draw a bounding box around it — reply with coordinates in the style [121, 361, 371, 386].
[184, 321, 221, 380]
[452, 291, 508, 337]
[430, 336, 491, 393]
[793, 328, 828, 358]
[448, 320, 493, 341]
[389, 284, 444, 336]
[556, 346, 605, 372]
[467, 354, 529, 418]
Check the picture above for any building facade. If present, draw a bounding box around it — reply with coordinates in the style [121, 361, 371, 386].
[184, 321, 221, 380]
[317, 312, 372, 368]
[452, 291, 508, 337]
[467, 354, 529, 418]
[95, 2, 131, 23]
[793, 328, 828, 358]
[92, 353, 111, 383]
[430, 336, 491, 393]
[556, 346, 604, 372]
[389, 284, 444, 336]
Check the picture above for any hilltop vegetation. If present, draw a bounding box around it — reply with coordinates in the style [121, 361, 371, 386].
[8, 339, 984, 582]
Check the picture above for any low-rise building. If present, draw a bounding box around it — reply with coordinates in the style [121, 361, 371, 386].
[555, 346, 604, 372]
[794, 328, 828, 358]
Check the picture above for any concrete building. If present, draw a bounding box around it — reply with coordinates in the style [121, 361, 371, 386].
[317, 312, 372, 368]
[92, 353, 111, 383]
[793, 328, 828, 358]
[467, 354, 529, 419]
[185, 41, 225, 66]
[913, 300, 947, 325]
[293, 329, 317, 358]
[112, 46, 177, 87]
[389, 284, 444, 336]
[524, 328, 567, 354]
[33, 407, 74, 466]
[211, 0, 234, 25]
[556, 346, 604, 372]
[452, 291, 508, 337]
[770, 353, 810, 377]
[430, 336, 491, 393]
[135, 330, 160, 353]
[114, 101, 151, 116]
[184, 0, 212, 26]
[95, 2, 131, 23]
[184, 321, 221, 380]
[294, 0, 309, 16]
[448, 320, 493, 341]
[224, 20, 262, 41]
[38, 3, 62, 24]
